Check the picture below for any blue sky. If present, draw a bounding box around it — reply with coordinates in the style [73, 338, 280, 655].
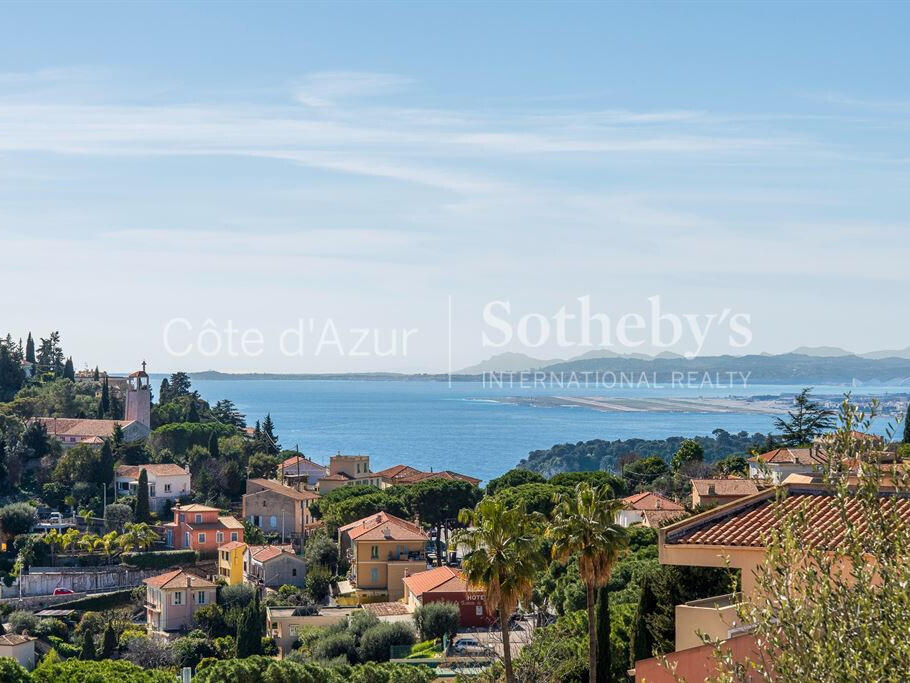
[0, 2, 908, 372]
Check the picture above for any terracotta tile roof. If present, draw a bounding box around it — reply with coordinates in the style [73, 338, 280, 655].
[342, 511, 428, 542]
[691, 479, 760, 497]
[320, 472, 354, 482]
[186, 516, 243, 531]
[0, 634, 35, 646]
[622, 491, 684, 511]
[374, 464, 423, 480]
[749, 447, 828, 466]
[664, 485, 910, 548]
[144, 569, 216, 589]
[219, 541, 246, 552]
[281, 454, 326, 470]
[403, 566, 470, 597]
[174, 504, 221, 513]
[117, 464, 188, 478]
[33, 417, 136, 438]
[397, 470, 482, 486]
[642, 509, 688, 527]
[361, 601, 413, 617]
[246, 478, 320, 501]
[248, 544, 296, 562]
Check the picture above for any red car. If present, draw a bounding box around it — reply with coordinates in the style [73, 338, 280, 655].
[52, 588, 74, 595]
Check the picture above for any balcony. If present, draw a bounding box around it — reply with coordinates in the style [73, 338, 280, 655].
[675, 592, 745, 651]
[386, 550, 425, 562]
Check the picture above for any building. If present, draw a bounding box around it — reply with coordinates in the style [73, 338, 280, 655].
[633, 476, 910, 681]
[316, 454, 384, 493]
[244, 544, 306, 588]
[115, 464, 191, 513]
[217, 540, 246, 585]
[747, 446, 828, 483]
[690, 478, 761, 508]
[266, 606, 350, 657]
[403, 565, 493, 627]
[31, 362, 152, 448]
[242, 478, 320, 542]
[373, 464, 482, 489]
[0, 634, 37, 670]
[618, 492, 686, 528]
[163, 503, 243, 552]
[144, 569, 217, 634]
[340, 511, 428, 600]
[278, 454, 327, 487]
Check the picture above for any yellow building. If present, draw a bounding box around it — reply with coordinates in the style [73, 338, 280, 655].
[339, 512, 429, 601]
[217, 540, 247, 585]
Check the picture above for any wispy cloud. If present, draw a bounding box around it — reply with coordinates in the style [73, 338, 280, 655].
[294, 71, 413, 107]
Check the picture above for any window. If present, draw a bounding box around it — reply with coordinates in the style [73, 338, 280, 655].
[195, 514, 202, 524]
[370, 568, 379, 584]
[216, 532, 223, 543]
[231, 532, 238, 541]
[370, 545, 379, 559]
[174, 591, 183, 605]
[164, 483, 171, 493]
[149, 485, 156, 497]
[270, 515, 277, 528]
[475, 605, 484, 616]
[198, 533, 206, 544]
[292, 568, 297, 576]
[197, 591, 206, 605]
[184, 532, 190, 547]
[262, 501, 267, 507]
[179, 514, 185, 523]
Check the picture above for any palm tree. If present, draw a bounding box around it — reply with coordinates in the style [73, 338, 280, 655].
[78, 532, 101, 554]
[547, 482, 629, 683]
[119, 522, 159, 553]
[455, 498, 546, 683]
[100, 531, 120, 564]
[44, 529, 66, 565]
[62, 528, 81, 554]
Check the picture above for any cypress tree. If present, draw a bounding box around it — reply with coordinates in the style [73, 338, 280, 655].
[159, 377, 171, 405]
[904, 404, 910, 444]
[595, 585, 611, 682]
[63, 357, 75, 381]
[99, 440, 115, 485]
[235, 593, 263, 658]
[136, 468, 150, 522]
[80, 632, 97, 660]
[0, 617, 5, 635]
[25, 333, 35, 364]
[187, 399, 200, 423]
[100, 621, 117, 659]
[93, 366, 100, 381]
[208, 431, 219, 459]
[630, 573, 658, 665]
[100, 378, 110, 417]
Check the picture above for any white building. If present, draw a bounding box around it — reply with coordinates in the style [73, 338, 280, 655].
[617, 492, 686, 528]
[116, 464, 191, 513]
[0, 634, 37, 670]
[747, 447, 827, 484]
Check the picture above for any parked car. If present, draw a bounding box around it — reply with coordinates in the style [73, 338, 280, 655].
[53, 588, 74, 595]
[451, 637, 492, 656]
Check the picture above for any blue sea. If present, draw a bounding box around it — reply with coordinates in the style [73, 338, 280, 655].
[173, 379, 906, 484]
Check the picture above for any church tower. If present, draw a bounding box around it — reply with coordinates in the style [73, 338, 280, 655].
[125, 361, 151, 427]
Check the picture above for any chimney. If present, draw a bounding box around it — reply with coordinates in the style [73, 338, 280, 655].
[708, 484, 716, 496]
[186, 575, 191, 588]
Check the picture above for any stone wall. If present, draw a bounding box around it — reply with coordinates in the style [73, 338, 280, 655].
[0, 566, 163, 598]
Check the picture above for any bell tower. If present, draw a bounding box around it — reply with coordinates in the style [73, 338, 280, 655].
[125, 361, 151, 427]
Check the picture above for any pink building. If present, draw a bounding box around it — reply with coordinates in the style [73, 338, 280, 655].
[163, 503, 243, 552]
[144, 569, 217, 634]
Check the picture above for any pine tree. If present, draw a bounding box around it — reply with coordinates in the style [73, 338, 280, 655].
[904, 404, 910, 444]
[136, 469, 150, 523]
[80, 632, 96, 660]
[595, 585, 611, 682]
[63, 357, 75, 381]
[261, 414, 280, 455]
[25, 333, 35, 364]
[100, 622, 117, 659]
[186, 399, 200, 423]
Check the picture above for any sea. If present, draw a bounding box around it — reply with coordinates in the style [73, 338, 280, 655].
[170, 378, 907, 484]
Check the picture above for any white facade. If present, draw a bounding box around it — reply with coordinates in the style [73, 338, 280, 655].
[116, 465, 191, 513]
[616, 509, 645, 527]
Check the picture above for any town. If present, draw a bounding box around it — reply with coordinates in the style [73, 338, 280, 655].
[0, 334, 908, 682]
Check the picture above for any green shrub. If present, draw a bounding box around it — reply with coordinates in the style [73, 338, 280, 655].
[35, 617, 69, 640]
[312, 631, 357, 663]
[347, 609, 380, 639]
[7, 610, 38, 634]
[30, 658, 173, 682]
[172, 634, 216, 669]
[357, 622, 416, 663]
[413, 601, 459, 641]
[0, 658, 29, 683]
[47, 636, 80, 658]
[121, 549, 196, 570]
[148, 422, 235, 456]
[305, 564, 332, 602]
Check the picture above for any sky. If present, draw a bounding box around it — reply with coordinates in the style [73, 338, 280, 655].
[0, 1, 908, 373]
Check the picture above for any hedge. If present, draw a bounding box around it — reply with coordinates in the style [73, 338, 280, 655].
[121, 549, 197, 570]
[55, 588, 135, 611]
[148, 422, 236, 455]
